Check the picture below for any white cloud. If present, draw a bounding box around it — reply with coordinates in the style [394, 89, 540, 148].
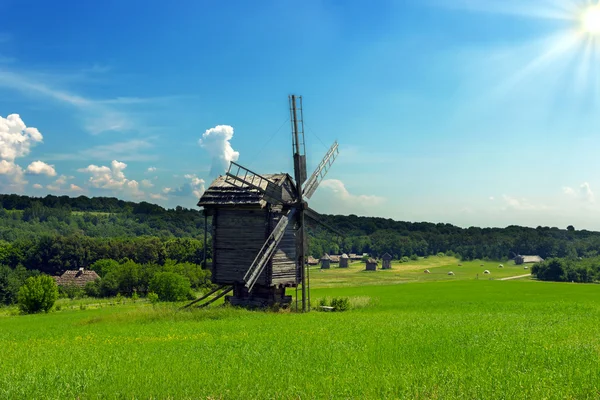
[48, 139, 155, 162]
[25, 160, 56, 177]
[141, 179, 154, 188]
[147, 167, 156, 172]
[563, 182, 595, 203]
[199, 125, 239, 178]
[163, 174, 205, 199]
[32, 183, 43, 189]
[69, 183, 84, 192]
[78, 160, 143, 197]
[0, 114, 45, 190]
[149, 193, 168, 201]
[501, 195, 552, 211]
[489, 196, 495, 201]
[314, 179, 386, 215]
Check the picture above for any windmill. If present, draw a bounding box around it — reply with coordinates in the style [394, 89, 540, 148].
[194, 95, 341, 310]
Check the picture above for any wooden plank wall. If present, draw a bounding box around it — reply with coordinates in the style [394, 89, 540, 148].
[270, 211, 297, 286]
[212, 208, 269, 285]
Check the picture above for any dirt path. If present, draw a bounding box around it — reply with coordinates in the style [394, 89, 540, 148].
[499, 273, 532, 281]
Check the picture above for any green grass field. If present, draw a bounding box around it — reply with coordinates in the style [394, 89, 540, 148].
[1, 259, 599, 399]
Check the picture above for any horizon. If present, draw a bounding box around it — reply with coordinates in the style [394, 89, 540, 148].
[2, 1, 600, 229]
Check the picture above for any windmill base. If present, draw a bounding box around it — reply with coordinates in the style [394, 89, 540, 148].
[225, 283, 292, 309]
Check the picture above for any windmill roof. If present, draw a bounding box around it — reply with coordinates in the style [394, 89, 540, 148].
[382, 252, 392, 260]
[367, 258, 378, 264]
[341, 253, 349, 259]
[198, 173, 297, 207]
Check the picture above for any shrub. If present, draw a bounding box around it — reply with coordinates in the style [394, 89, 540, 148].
[59, 284, 83, 300]
[147, 292, 159, 304]
[131, 291, 139, 302]
[401, 256, 409, 263]
[330, 297, 350, 312]
[437, 252, 445, 257]
[149, 272, 191, 302]
[84, 280, 101, 297]
[410, 254, 419, 261]
[17, 275, 58, 314]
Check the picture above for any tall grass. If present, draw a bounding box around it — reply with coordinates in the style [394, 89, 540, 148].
[1, 280, 599, 399]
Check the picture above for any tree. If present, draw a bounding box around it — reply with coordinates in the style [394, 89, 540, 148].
[567, 225, 575, 232]
[149, 272, 191, 302]
[17, 275, 58, 313]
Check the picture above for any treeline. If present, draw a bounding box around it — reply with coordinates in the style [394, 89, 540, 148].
[0, 236, 207, 275]
[532, 257, 600, 283]
[3, 193, 600, 263]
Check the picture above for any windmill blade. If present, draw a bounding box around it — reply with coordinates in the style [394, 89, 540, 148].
[225, 161, 285, 205]
[244, 208, 297, 291]
[305, 207, 345, 237]
[303, 141, 339, 199]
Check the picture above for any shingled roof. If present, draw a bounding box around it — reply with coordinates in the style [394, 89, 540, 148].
[197, 173, 298, 207]
[53, 268, 100, 288]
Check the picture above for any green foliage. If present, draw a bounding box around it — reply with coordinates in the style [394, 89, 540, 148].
[17, 275, 58, 314]
[410, 254, 419, 261]
[0, 265, 39, 305]
[90, 259, 119, 277]
[437, 252, 445, 257]
[330, 297, 350, 311]
[149, 272, 191, 302]
[84, 280, 100, 297]
[400, 256, 409, 263]
[532, 257, 599, 283]
[147, 292, 159, 304]
[59, 284, 83, 300]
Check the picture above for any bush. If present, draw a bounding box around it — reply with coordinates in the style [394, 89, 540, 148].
[330, 297, 350, 312]
[401, 256, 409, 263]
[147, 292, 159, 304]
[17, 275, 58, 314]
[59, 284, 83, 300]
[84, 280, 101, 297]
[149, 272, 191, 302]
[410, 254, 419, 261]
[437, 252, 445, 257]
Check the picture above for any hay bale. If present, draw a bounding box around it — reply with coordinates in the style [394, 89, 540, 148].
[424, 269, 431, 274]
[498, 264, 504, 268]
[480, 263, 484, 267]
[524, 266, 529, 270]
[458, 263, 463, 266]
[447, 271, 454, 276]
[484, 270, 490, 274]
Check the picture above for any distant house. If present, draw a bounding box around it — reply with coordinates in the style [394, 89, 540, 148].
[382, 253, 392, 270]
[366, 258, 378, 271]
[514, 255, 544, 265]
[53, 268, 100, 288]
[339, 254, 349, 268]
[321, 254, 331, 269]
[329, 255, 340, 264]
[307, 256, 319, 266]
[349, 253, 363, 260]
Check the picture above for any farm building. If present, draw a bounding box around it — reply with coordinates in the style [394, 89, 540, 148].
[339, 253, 349, 268]
[321, 254, 331, 269]
[198, 173, 300, 306]
[366, 258, 378, 271]
[329, 255, 340, 264]
[514, 255, 544, 265]
[53, 268, 99, 288]
[382, 253, 392, 269]
[349, 253, 362, 260]
[307, 256, 319, 265]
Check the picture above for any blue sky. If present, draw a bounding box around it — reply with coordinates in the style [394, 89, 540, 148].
[1, 0, 600, 229]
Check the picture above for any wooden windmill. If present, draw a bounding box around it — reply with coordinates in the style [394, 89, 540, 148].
[195, 95, 341, 311]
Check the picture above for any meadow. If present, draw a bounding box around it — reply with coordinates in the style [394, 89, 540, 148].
[1, 259, 599, 399]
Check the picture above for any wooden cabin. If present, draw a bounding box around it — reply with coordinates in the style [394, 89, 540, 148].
[339, 253, 349, 268]
[321, 254, 331, 269]
[382, 252, 392, 270]
[197, 173, 300, 307]
[307, 256, 319, 266]
[366, 258, 378, 271]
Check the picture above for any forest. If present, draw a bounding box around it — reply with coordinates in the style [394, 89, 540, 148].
[2, 193, 600, 271]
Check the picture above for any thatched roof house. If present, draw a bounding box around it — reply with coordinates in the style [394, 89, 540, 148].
[307, 256, 319, 265]
[382, 252, 392, 270]
[366, 258, 378, 271]
[321, 254, 331, 269]
[329, 255, 340, 263]
[514, 255, 544, 265]
[53, 268, 100, 288]
[339, 253, 349, 268]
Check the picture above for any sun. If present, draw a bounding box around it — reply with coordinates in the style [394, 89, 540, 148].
[582, 5, 600, 35]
